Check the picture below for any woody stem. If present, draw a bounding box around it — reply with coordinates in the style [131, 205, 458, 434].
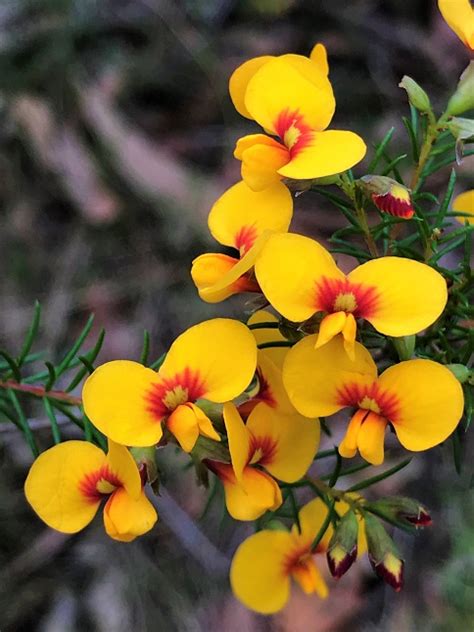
[0, 380, 82, 406]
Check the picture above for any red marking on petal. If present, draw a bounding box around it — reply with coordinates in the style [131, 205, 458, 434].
[274, 108, 314, 158]
[79, 465, 122, 503]
[372, 193, 414, 219]
[204, 459, 234, 483]
[248, 432, 278, 467]
[234, 224, 259, 255]
[336, 381, 400, 421]
[314, 276, 380, 319]
[145, 368, 207, 419]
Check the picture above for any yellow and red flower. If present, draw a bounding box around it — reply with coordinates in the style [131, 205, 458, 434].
[438, 0, 474, 50]
[25, 440, 157, 541]
[208, 402, 319, 520]
[191, 180, 292, 303]
[283, 336, 464, 465]
[230, 497, 366, 613]
[255, 233, 448, 359]
[453, 189, 474, 225]
[83, 319, 257, 452]
[230, 43, 367, 191]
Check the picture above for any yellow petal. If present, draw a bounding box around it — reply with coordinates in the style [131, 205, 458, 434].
[296, 497, 334, 550]
[105, 440, 142, 500]
[453, 190, 474, 225]
[196, 232, 269, 303]
[223, 402, 251, 481]
[247, 310, 288, 369]
[103, 487, 157, 542]
[245, 57, 335, 134]
[192, 403, 221, 442]
[160, 318, 257, 403]
[229, 56, 274, 118]
[230, 529, 293, 614]
[283, 335, 377, 418]
[167, 404, 201, 452]
[191, 253, 259, 303]
[348, 257, 448, 337]
[315, 312, 347, 349]
[213, 462, 282, 520]
[253, 351, 296, 414]
[339, 409, 365, 459]
[378, 359, 464, 451]
[438, 0, 474, 49]
[309, 42, 329, 75]
[355, 411, 387, 466]
[24, 440, 106, 533]
[83, 360, 163, 447]
[255, 232, 343, 322]
[246, 403, 320, 483]
[291, 557, 329, 598]
[277, 130, 367, 180]
[239, 139, 289, 191]
[208, 180, 293, 253]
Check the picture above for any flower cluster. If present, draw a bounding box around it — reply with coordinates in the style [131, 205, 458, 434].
[21, 1, 473, 618]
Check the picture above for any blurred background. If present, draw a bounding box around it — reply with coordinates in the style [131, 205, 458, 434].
[0, 0, 473, 630]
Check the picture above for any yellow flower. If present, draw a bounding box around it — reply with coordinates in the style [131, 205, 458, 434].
[83, 319, 257, 451]
[229, 43, 366, 191]
[283, 336, 464, 465]
[230, 496, 366, 614]
[24, 440, 157, 542]
[452, 189, 474, 225]
[208, 402, 319, 520]
[191, 180, 292, 303]
[438, 0, 474, 50]
[255, 233, 448, 359]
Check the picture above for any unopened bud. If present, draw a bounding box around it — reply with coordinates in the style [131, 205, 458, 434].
[399, 75, 432, 113]
[447, 62, 474, 116]
[364, 513, 404, 592]
[446, 363, 473, 384]
[130, 446, 159, 489]
[326, 509, 359, 579]
[359, 175, 414, 219]
[367, 496, 432, 528]
[447, 117, 474, 142]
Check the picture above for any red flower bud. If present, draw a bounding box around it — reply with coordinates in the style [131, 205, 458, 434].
[359, 175, 414, 219]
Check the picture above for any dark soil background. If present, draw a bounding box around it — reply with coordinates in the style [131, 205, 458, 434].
[0, 1, 473, 630]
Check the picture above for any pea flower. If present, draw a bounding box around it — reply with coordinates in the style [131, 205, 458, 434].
[83, 319, 257, 452]
[438, 0, 474, 50]
[25, 440, 157, 542]
[453, 189, 474, 225]
[230, 44, 366, 191]
[191, 180, 292, 303]
[255, 232, 447, 358]
[208, 402, 319, 520]
[230, 497, 366, 613]
[283, 336, 464, 465]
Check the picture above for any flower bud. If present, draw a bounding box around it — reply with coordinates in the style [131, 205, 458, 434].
[367, 496, 432, 528]
[326, 509, 359, 578]
[447, 62, 474, 116]
[447, 117, 474, 142]
[359, 175, 414, 219]
[364, 513, 404, 591]
[446, 363, 473, 384]
[130, 446, 159, 488]
[399, 76, 432, 113]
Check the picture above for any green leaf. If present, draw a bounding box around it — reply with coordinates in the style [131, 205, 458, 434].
[368, 127, 395, 172]
[140, 330, 151, 366]
[434, 169, 456, 228]
[17, 301, 41, 367]
[346, 458, 412, 492]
